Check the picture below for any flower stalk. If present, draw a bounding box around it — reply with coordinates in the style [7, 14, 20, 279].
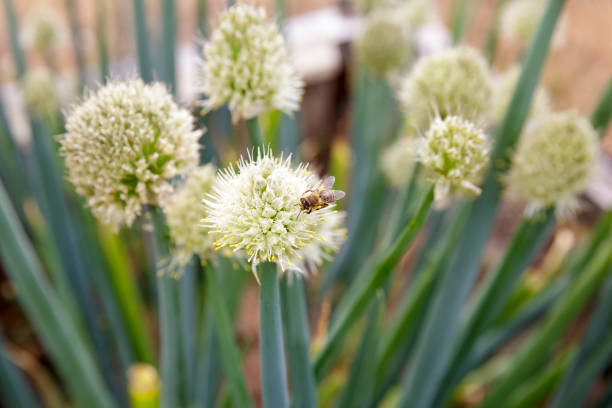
[258, 262, 290, 408]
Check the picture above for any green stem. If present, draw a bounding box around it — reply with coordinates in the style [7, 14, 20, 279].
[314, 185, 434, 380]
[373, 204, 469, 400]
[280, 275, 317, 408]
[206, 265, 253, 408]
[2, 0, 26, 77]
[484, 0, 508, 63]
[246, 117, 265, 149]
[258, 262, 289, 408]
[133, 0, 153, 83]
[144, 209, 181, 408]
[64, 0, 87, 91]
[591, 75, 612, 134]
[95, 0, 109, 81]
[161, 0, 176, 93]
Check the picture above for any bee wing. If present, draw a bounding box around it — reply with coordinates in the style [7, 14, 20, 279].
[319, 176, 336, 191]
[320, 189, 345, 203]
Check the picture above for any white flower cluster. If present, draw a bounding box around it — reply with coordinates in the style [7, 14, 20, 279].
[201, 4, 304, 121]
[164, 164, 217, 266]
[60, 79, 201, 230]
[492, 65, 550, 125]
[419, 116, 489, 201]
[22, 67, 59, 119]
[505, 111, 598, 216]
[204, 149, 345, 276]
[21, 5, 66, 54]
[356, 9, 412, 77]
[500, 0, 566, 48]
[398, 46, 492, 131]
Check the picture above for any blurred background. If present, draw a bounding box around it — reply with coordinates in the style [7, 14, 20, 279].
[1, 0, 612, 406]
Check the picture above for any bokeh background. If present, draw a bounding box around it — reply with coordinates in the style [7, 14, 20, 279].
[1, 0, 611, 406]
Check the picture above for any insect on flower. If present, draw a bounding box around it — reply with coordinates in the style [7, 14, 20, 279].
[299, 176, 346, 215]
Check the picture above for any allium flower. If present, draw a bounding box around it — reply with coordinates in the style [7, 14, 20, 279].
[127, 364, 160, 408]
[200, 4, 304, 122]
[398, 0, 438, 28]
[505, 111, 598, 216]
[356, 10, 412, 77]
[22, 68, 59, 119]
[59, 79, 201, 230]
[21, 6, 65, 54]
[164, 164, 217, 266]
[492, 65, 549, 125]
[204, 149, 345, 275]
[500, 0, 566, 48]
[398, 46, 492, 131]
[380, 136, 417, 188]
[420, 116, 489, 201]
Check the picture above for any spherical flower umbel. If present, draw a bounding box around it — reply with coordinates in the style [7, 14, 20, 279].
[398, 46, 492, 131]
[22, 67, 59, 119]
[505, 111, 598, 216]
[204, 149, 345, 276]
[419, 116, 489, 201]
[356, 10, 412, 77]
[60, 79, 201, 230]
[164, 164, 217, 266]
[200, 4, 304, 122]
[492, 65, 549, 125]
[380, 136, 418, 188]
[21, 5, 66, 54]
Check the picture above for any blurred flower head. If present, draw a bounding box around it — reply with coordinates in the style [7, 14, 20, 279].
[500, 0, 566, 48]
[356, 9, 412, 77]
[380, 136, 418, 188]
[200, 4, 304, 122]
[60, 79, 201, 230]
[505, 111, 599, 216]
[398, 46, 492, 132]
[492, 65, 550, 125]
[397, 0, 438, 28]
[128, 364, 160, 408]
[163, 164, 217, 267]
[21, 5, 66, 54]
[204, 148, 345, 276]
[22, 67, 59, 119]
[419, 116, 489, 202]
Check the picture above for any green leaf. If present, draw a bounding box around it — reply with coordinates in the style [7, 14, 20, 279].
[258, 262, 290, 408]
[373, 204, 469, 402]
[314, 185, 434, 380]
[64, 0, 87, 91]
[337, 292, 384, 408]
[246, 117, 265, 149]
[280, 274, 316, 408]
[504, 347, 575, 408]
[99, 228, 156, 364]
[591, 76, 612, 134]
[442, 211, 555, 387]
[0, 180, 114, 407]
[195, 257, 246, 406]
[550, 274, 612, 407]
[161, 0, 176, 93]
[206, 265, 253, 408]
[95, 0, 109, 81]
[481, 231, 612, 407]
[133, 0, 153, 83]
[0, 329, 41, 408]
[2, 0, 26, 77]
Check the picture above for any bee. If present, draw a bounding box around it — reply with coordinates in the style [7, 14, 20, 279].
[299, 176, 346, 215]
